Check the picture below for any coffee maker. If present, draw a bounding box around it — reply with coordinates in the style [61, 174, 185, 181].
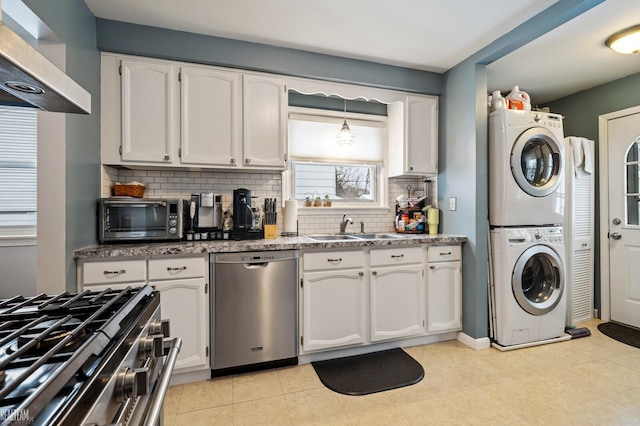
[189, 192, 222, 239]
[232, 188, 262, 240]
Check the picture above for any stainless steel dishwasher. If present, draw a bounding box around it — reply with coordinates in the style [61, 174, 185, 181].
[211, 250, 299, 373]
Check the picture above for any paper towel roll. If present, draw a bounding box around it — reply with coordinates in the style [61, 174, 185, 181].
[284, 200, 298, 234]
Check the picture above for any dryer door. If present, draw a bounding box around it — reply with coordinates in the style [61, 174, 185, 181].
[512, 245, 564, 315]
[511, 127, 563, 197]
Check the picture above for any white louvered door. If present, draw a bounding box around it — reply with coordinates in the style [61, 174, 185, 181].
[565, 138, 595, 325]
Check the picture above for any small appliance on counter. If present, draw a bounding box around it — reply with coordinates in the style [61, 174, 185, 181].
[98, 198, 187, 243]
[232, 188, 263, 240]
[187, 192, 223, 240]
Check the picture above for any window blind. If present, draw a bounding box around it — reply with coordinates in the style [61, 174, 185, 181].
[0, 106, 37, 233]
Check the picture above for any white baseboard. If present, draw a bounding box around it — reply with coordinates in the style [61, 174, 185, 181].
[457, 332, 491, 350]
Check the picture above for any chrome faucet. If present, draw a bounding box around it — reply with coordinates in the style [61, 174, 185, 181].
[339, 214, 353, 234]
[360, 220, 365, 234]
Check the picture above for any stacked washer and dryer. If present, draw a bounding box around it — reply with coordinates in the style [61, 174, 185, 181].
[489, 108, 571, 350]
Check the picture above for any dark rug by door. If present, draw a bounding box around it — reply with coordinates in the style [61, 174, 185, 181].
[597, 322, 640, 348]
[311, 348, 424, 396]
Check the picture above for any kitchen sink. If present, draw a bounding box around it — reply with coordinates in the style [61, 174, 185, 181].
[352, 233, 404, 240]
[306, 233, 405, 241]
[306, 234, 359, 241]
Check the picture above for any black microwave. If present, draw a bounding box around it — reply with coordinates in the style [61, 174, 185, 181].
[98, 198, 187, 243]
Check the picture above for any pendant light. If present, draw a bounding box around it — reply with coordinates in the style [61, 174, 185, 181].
[336, 99, 355, 145]
[605, 24, 640, 54]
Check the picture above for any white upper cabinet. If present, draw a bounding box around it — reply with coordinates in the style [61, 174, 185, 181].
[120, 58, 178, 164]
[242, 74, 287, 168]
[180, 66, 240, 167]
[101, 53, 287, 170]
[388, 94, 438, 177]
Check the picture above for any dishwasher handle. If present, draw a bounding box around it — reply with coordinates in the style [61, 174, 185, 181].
[244, 262, 269, 268]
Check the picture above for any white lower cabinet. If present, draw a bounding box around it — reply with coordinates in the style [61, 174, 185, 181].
[151, 278, 208, 371]
[78, 255, 209, 373]
[426, 245, 462, 333]
[301, 251, 366, 352]
[370, 264, 424, 342]
[148, 256, 208, 372]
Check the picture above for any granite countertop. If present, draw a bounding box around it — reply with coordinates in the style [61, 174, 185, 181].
[74, 234, 467, 259]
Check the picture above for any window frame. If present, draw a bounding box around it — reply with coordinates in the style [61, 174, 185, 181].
[286, 106, 389, 213]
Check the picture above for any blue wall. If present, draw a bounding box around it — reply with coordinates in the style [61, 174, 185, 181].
[95, 19, 442, 96]
[548, 71, 640, 311]
[23, 0, 101, 290]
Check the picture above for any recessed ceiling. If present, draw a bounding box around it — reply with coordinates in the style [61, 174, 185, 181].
[84, 0, 640, 104]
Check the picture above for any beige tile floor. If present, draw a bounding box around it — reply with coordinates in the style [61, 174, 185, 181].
[164, 319, 640, 425]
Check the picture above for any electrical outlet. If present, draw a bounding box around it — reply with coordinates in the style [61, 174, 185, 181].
[449, 197, 457, 211]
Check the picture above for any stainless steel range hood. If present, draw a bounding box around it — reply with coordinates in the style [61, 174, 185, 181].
[0, 21, 91, 114]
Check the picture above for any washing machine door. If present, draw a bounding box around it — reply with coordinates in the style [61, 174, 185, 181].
[512, 245, 564, 315]
[511, 127, 563, 197]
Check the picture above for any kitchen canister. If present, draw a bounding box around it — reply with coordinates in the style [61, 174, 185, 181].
[427, 207, 440, 235]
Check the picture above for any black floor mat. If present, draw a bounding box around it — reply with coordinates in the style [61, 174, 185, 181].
[597, 322, 640, 348]
[311, 348, 424, 396]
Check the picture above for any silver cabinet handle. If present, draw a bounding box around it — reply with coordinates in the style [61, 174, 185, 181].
[430, 265, 436, 269]
[230, 158, 236, 164]
[372, 271, 377, 276]
[167, 266, 187, 272]
[610, 232, 622, 240]
[439, 252, 452, 256]
[245, 158, 250, 163]
[104, 269, 126, 275]
[390, 254, 404, 259]
[163, 155, 170, 161]
[327, 258, 342, 264]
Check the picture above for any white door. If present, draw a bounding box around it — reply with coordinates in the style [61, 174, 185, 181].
[120, 58, 176, 164]
[180, 66, 240, 167]
[242, 74, 287, 168]
[301, 269, 366, 352]
[370, 264, 424, 342]
[153, 278, 208, 371]
[607, 111, 640, 328]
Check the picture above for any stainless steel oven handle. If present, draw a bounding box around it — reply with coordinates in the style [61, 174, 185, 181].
[144, 337, 182, 426]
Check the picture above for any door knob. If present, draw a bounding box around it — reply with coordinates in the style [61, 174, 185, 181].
[610, 232, 622, 240]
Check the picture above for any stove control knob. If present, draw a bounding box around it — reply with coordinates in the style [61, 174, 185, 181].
[149, 319, 170, 337]
[116, 367, 149, 402]
[140, 334, 164, 358]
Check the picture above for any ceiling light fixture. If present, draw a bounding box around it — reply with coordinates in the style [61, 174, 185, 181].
[605, 24, 640, 54]
[336, 99, 355, 146]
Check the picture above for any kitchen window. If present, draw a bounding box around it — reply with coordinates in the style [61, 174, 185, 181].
[287, 107, 387, 209]
[0, 106, 37, 238]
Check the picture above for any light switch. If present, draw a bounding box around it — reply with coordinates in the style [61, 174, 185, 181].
[449, 197, 457, 211]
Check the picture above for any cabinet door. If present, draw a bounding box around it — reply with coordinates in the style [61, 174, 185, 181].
[121, 58, 177, 164]
[426, 261, 462, 333]
[301, 269, 366, 352]
[242, 74, 287, 168]
[152, 278, 208, 371]
[370, 264, 424, 342]
[406, 95, 438, 175]
[180, 66, 240, 167]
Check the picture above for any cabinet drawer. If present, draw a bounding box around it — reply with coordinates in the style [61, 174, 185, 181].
[303, 250, 364, 271]
[148, 256, 205, 280]
[83, 259, 147, 285]
[370, 246, 422, 266]
[427, 245, 461, 262]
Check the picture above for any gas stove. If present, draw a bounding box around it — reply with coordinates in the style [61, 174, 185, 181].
[0, 286, 180, 425]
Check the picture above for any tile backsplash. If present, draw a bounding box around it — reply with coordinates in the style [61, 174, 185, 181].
[102, 165, 437, 235]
